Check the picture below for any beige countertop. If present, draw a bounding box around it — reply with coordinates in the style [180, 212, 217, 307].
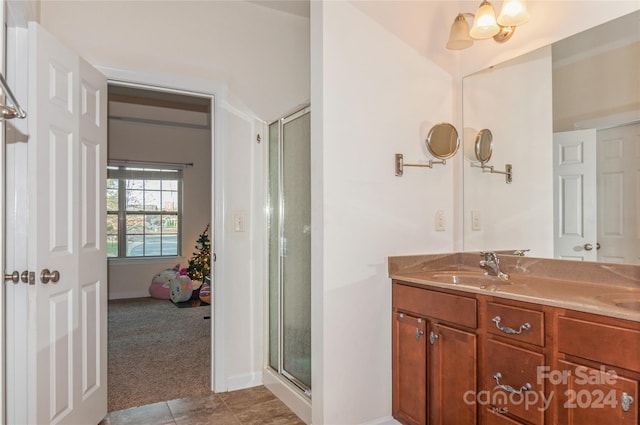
[389, 253, 640, 323]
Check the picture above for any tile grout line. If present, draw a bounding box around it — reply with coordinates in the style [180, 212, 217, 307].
[219, 396, 245, 425]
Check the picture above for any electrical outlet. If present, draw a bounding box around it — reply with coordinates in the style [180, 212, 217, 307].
[435, 210, 446, 231]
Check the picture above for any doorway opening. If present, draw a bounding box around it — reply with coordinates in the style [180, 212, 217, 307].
[106, 84, 214, 411]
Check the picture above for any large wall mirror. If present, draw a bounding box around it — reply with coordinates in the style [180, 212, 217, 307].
[463, 10, 639, 264]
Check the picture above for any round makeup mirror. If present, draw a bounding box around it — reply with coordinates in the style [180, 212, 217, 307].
[474, 129, 493, 163]
[425, 123, 460, 159]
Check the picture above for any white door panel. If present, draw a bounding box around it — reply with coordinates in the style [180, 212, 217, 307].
[597, 123, 640, 264]
[553, 129, 597, 261]
[28, 22, 107, 425]
[77, 57, 108, 414]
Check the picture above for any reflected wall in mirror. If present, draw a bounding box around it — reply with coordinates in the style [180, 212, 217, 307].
[463, 10, 640, 264]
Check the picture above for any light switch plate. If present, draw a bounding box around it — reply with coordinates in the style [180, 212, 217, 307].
[471, 210, 481, 231]
[233, 213, 246, 232]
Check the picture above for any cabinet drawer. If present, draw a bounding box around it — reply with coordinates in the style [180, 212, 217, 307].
[558, 316, 640, 373]
[486, 302, 544, 346]
[393, 282, 477, 328]
[484, 339, 545, 424]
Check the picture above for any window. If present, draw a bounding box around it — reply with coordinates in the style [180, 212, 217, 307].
[107, 164, 182, 258]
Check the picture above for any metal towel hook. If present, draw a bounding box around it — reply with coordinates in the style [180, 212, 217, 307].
[0, 72, 27, 120]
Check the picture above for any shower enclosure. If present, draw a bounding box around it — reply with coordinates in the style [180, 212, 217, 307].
[268, 106, 311, 396]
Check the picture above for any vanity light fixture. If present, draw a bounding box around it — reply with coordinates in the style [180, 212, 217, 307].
[446, 0, 529, 50]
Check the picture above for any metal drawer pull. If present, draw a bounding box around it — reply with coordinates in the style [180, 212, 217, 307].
[415, 328, 424, 340]
[429, 331, 439, 345]
[621, 392, 634, 412]
[493, 372, 532, 395]
[492, 316, 531, 335]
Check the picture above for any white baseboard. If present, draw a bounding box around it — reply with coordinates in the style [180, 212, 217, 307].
[108, 290, 150, 300]
[361, 416, 401, 425]
[226, 372, 262, 392]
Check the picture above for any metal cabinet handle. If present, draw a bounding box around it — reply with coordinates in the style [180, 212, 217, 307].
[584, 243, 593, 251]
[429, 331, 439, 345]
[492, 316, 531, 335]
[621, 392, 634, 412]
[415, 328, 424, 340]
[40, 269, 60, 284]
[493, 372, 532, 395]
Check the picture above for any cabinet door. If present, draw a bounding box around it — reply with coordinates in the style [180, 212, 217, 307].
[555, 360, 638, 425]
[393, 312, 427, 425]
[429, 323, 477, 425]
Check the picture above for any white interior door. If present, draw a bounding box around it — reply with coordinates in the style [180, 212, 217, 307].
[597, 123, 640, 264]
[553, 129, 597, 261]
[28, 22, 107, 425]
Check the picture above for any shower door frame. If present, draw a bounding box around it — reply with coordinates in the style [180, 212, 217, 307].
[267, 105, 311, 398]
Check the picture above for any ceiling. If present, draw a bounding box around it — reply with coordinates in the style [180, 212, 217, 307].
[243, 0, 462, 73]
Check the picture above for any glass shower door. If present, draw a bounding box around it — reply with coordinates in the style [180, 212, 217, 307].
[268, 107, 311, 395]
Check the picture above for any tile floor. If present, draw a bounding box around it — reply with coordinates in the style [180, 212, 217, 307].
[100, 386, 305, 425]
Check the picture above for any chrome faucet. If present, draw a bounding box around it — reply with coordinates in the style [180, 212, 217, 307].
[479, 252, 509, 279]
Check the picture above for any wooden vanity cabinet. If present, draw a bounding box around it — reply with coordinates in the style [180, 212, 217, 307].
[392, 281, 477, 425]
[553, 311, 640, 424]
[391, 279, 640, 425]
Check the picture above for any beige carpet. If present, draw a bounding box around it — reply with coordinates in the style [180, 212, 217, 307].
[108, 297, 211, 412]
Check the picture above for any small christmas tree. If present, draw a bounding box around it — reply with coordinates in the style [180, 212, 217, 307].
[187, 224, 211, 282]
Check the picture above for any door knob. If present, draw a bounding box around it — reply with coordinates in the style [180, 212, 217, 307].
[40, 269, 60, 284]
[583, 243, 593, 251]
[4, 271, 19, 283]
[4, 270, 32, 284]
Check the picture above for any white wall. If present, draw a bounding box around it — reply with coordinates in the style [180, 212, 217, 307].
[312, 2, 455, 423]
[107, 115, 211, 299]
[553, 41, 640, 132]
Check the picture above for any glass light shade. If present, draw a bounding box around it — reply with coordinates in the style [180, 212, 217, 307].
[446, 14, 474, 50]
[497, 0, 530, 27]
[469, 1, 500, 39]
